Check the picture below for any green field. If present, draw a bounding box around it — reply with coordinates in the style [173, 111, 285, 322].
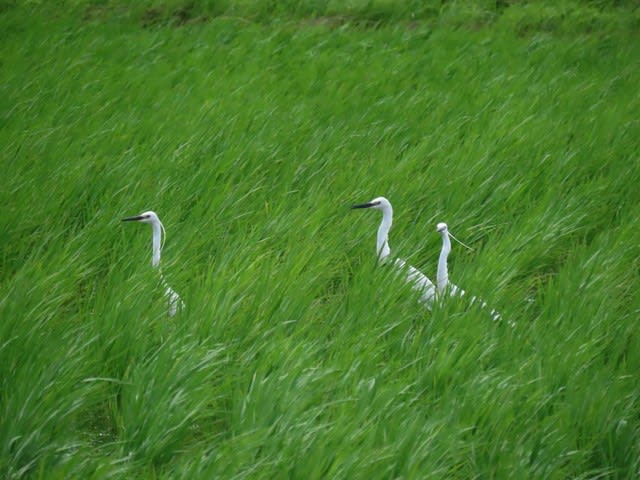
[1, 0, 639, 478]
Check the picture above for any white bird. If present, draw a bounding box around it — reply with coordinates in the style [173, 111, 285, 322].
[352, 197, 436, 307]
[122, 211, 184, 316]
[436, 222, 502, 322]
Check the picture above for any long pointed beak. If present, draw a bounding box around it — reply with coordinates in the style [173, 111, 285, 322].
[122, 215, 144, 222]
[351, 202, 375, 209]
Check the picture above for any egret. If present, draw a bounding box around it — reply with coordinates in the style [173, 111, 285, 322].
[122, 211, 184, 317]
[352, 197, 436, 307]
[436, 222, 502, 322]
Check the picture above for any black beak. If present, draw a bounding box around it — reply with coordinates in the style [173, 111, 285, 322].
[351, 202, 375, 209]
[122, 215, 144, 222]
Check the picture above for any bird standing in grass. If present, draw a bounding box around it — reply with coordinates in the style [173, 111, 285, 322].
[436, 222, 502, 322]
[122, 211, 184, 316]
[352, 197, 436, 307]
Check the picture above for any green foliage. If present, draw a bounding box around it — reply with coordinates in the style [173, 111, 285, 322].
[1, 0, 639, 478]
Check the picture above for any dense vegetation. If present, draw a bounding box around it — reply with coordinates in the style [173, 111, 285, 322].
[1, 0, 639, 478]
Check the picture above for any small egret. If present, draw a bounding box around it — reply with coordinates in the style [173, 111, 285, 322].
[436, 222, 502, 322]
[122, 211, 184, 316]
[352, 197, 436, 307]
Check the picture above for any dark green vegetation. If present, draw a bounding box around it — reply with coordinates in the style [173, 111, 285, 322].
[1, 0, 639, 478]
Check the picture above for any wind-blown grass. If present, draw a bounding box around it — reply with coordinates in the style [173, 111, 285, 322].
[1, 0, 639, 478]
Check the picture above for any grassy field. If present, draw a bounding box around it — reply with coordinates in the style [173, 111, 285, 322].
[1, 0, 639, 478]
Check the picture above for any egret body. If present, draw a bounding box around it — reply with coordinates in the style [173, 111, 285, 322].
[352, 197, 436, 307]
[436, 222, 502, 322]
[122, 211, 184, 316]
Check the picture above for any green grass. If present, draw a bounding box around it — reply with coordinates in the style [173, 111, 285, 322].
[1, 0, 639, 478]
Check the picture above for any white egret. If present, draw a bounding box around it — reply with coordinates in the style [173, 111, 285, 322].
[352, 197, 436, 307]
[436, 222, 502, 322]
[122, 211, 184, 316]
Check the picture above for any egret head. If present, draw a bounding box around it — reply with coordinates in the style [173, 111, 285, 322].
[122, 211, 160, 224]
[351, 196, 392, 212]
[436, 222, 448, 233]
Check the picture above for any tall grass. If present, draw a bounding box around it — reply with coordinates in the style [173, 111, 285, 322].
[1, 0, 639, 478]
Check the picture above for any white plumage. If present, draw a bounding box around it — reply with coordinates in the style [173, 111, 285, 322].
[122, 211, 184, 316]
[436, 222, 502, 322]
[352, 197, 436, 307]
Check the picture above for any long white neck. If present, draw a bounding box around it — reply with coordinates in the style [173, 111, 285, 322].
[437, 230, 451, 292]
[377, 204, 393, 262]
[151, 221, 162, 268]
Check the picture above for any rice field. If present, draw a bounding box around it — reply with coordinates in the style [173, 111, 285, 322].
[1, 1, 639, 478]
